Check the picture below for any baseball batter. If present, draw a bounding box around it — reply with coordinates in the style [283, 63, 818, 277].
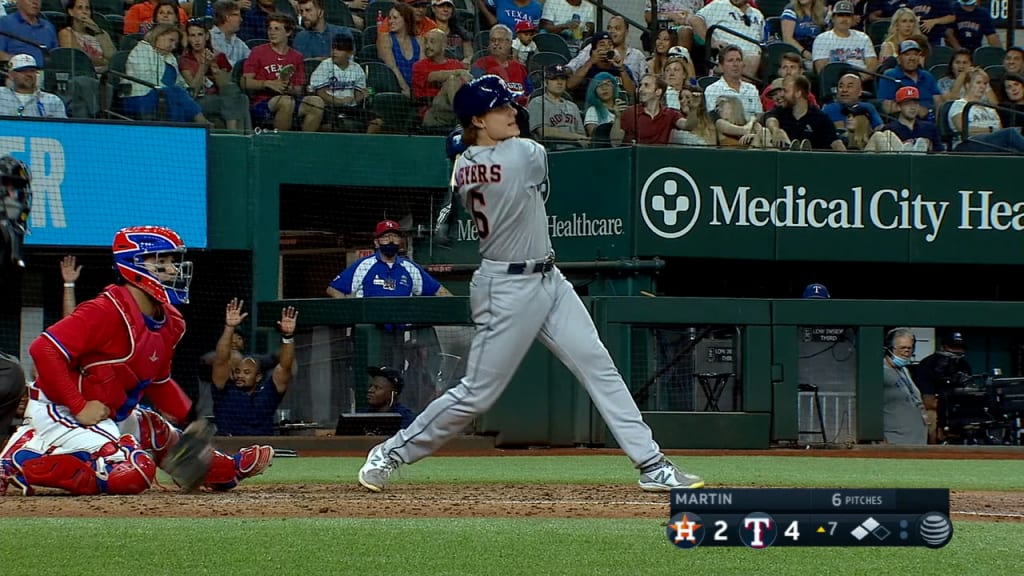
[358, 75, 704, 493]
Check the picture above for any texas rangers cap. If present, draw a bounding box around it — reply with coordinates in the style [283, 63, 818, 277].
[368, 366, 404, 393]
[667, 45, 690, 60]
[8, 54, 39, 71]
[514, 20, 537, 34]
[843, 103, 872, 118]
[591, 30, 612, 44]
[895, 85, 920, 103]
[832, 0, 855, 14]
[898, 39, 922, 54]
[802, 283, 831, 299]
[374, 220, 400, 238]
[431, 0, 454, 4]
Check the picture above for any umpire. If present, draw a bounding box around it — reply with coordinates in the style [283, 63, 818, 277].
[913, 330, 972, 444]
[0, 351, 26, 447]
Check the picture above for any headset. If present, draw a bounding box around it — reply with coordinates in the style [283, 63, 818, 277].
[884, 327, 916, 356]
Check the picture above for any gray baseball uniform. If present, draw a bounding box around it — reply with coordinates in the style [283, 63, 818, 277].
[0, 352, 26, 446]
[375, 137, 664, 470]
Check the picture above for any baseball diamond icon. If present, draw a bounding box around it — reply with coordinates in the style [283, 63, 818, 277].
[640, 167, 701, 239]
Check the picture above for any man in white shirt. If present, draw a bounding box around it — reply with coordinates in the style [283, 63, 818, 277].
[811, 0, 877, 84]
[210, 0, 251, 67]
[689, 0, 764, 78]
[703, 45, 762, 119]
[0, 54, 67, 118]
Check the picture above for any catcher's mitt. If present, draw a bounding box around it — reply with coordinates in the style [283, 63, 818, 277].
[164, 419, 215, 493]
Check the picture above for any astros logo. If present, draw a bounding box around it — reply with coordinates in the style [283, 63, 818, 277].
[666, 511, 706, 549]
[640, 167, 701, 239]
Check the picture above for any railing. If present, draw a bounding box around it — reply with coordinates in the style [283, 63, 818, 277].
[798, 390, 856, 446]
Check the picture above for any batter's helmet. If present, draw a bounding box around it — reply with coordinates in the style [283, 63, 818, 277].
[453, 75, 521, 125]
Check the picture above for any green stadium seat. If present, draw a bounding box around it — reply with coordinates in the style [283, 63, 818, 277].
[973, 46, 1006, 69]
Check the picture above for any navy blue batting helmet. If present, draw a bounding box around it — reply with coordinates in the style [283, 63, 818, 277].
[453, 75, 521, 125]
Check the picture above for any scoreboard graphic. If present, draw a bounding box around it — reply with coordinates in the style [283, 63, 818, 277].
[666, 489, 952, 549]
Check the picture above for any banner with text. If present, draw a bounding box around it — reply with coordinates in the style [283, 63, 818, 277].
[636, 148, 1024, 264]
[440, 148, 633, 263]
[0, 119, 208, 248]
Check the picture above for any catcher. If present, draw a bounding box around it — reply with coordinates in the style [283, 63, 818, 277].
[0, 226, 274, 495]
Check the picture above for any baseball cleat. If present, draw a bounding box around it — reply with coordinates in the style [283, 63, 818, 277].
[638, 458, 705, 492]
[358, 442, 401, 492]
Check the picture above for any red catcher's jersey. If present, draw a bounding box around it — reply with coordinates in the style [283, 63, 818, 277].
[30, 284, 191, 424]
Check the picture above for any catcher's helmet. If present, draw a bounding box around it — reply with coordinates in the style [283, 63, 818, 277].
[112, 226, 193, 306]
[453, 75, 521, 125]
[0, 155, 31, 229]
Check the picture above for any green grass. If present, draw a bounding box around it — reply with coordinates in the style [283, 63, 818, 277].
[0, 518, 1018, 576]
[3, 455, 1022, 575]
[247, 455, 1024, 491]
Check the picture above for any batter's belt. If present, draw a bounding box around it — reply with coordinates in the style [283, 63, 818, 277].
[480, 256, 555, 275]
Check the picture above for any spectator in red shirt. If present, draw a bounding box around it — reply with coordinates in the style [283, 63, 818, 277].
[241, 13, 325, 131]
[413, 28, 473, 127]
[471, 24, 531, 104]
[612, 74, 686, 145]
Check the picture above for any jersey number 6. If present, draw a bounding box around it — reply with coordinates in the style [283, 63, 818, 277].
[469, 190, 490, 239]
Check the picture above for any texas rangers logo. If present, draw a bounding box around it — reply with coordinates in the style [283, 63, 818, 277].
[640, 167, 701, 239]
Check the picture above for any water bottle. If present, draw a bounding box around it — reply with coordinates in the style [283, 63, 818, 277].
[377, 10, 385, 28]
[366, 86, 375, 105]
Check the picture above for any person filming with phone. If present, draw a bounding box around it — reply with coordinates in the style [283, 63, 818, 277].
[567, 31, 635, 99]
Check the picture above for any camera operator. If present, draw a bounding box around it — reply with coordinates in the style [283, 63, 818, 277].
[913, 330, 972, 444]
[567, 31, 636, 100]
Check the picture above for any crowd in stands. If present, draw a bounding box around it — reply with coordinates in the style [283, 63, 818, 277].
[2, 0, 1023, 152]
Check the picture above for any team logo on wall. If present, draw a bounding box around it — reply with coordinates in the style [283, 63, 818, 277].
[640, 167, 701, 239]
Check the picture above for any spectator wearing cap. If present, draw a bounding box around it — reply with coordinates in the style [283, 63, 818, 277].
[472, 24, 531, 102]
[568, 16, 648, 84]
[945, 0, 1000, 52]
[512, 20, 538, 64]
[842, 103, 886, 149]
[802, 283, 830, 298]
[663, 51, 697, 110]
[765, 75, 845, 150]
[762, 52, 819, 112]
[703, 45, 762, 119]
[612, 73, 688, 146]
[874, 86, 943, 151]
[565, 30, 634, 95]
[528, 64, 589, 150]
[428, 0, 474, 65]
[0, 55, 67, 118]
[689, 0, 765, 78]
[812, 1, 877, 84]
[413, 28, 473, 128]
[567, 30, 636, 97]
[378, 0, 438, 38]
[294, 0, 355, 60]
[327, 220, 451, 298]
[877, 40, 942, 117]
[912, 330, 972, 443]
[822, 73, 881, 128]
[541, 0, 596, 45]
[0, 0, 58, 72]
[478, 0, 542, 31]
[311, 33, 382, 133]
[363, 366, 416, 429]
[997, 72, 1024, 128]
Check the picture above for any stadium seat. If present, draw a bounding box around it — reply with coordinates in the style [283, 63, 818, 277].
[973, 46, 1006, 68]
[120, 33, 143, 52]
[817, 62, 852, 103]
[358, 44, 381, 64]
[985, 64, 1006, 81]
[761, 42, 800, 83]
[364, 61, 403, 94]
[532, 34, 572, 61]
[363, 26, 378, 47]
[527, 51, 568, 76]
[926, 45, 954, 69]
[41, 0, 62, 11]
[928, 63, 948, 80]
[41, 10, 67, 30]
[90, 0, 124, 16]
[372, 92, 417, 133]
[474, 29, 490, 52]
[247, 38, 269, 49]
[697, 75, 718, 91]
[43, 48, 97, 95]
[936, 100, 959, 150]
[304, 58, 321, 87]
[867, 19, 890, 46]
[325, 0, 356, 27]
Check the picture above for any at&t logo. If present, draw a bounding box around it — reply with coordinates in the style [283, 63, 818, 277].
[640, 167, 701, 239]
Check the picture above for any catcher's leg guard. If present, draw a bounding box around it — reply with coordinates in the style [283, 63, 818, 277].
[12, 449, 101, 495]
[10, 437, 156, 496]
[202, 445, 275, 492]
[135, 408, 180, 466]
